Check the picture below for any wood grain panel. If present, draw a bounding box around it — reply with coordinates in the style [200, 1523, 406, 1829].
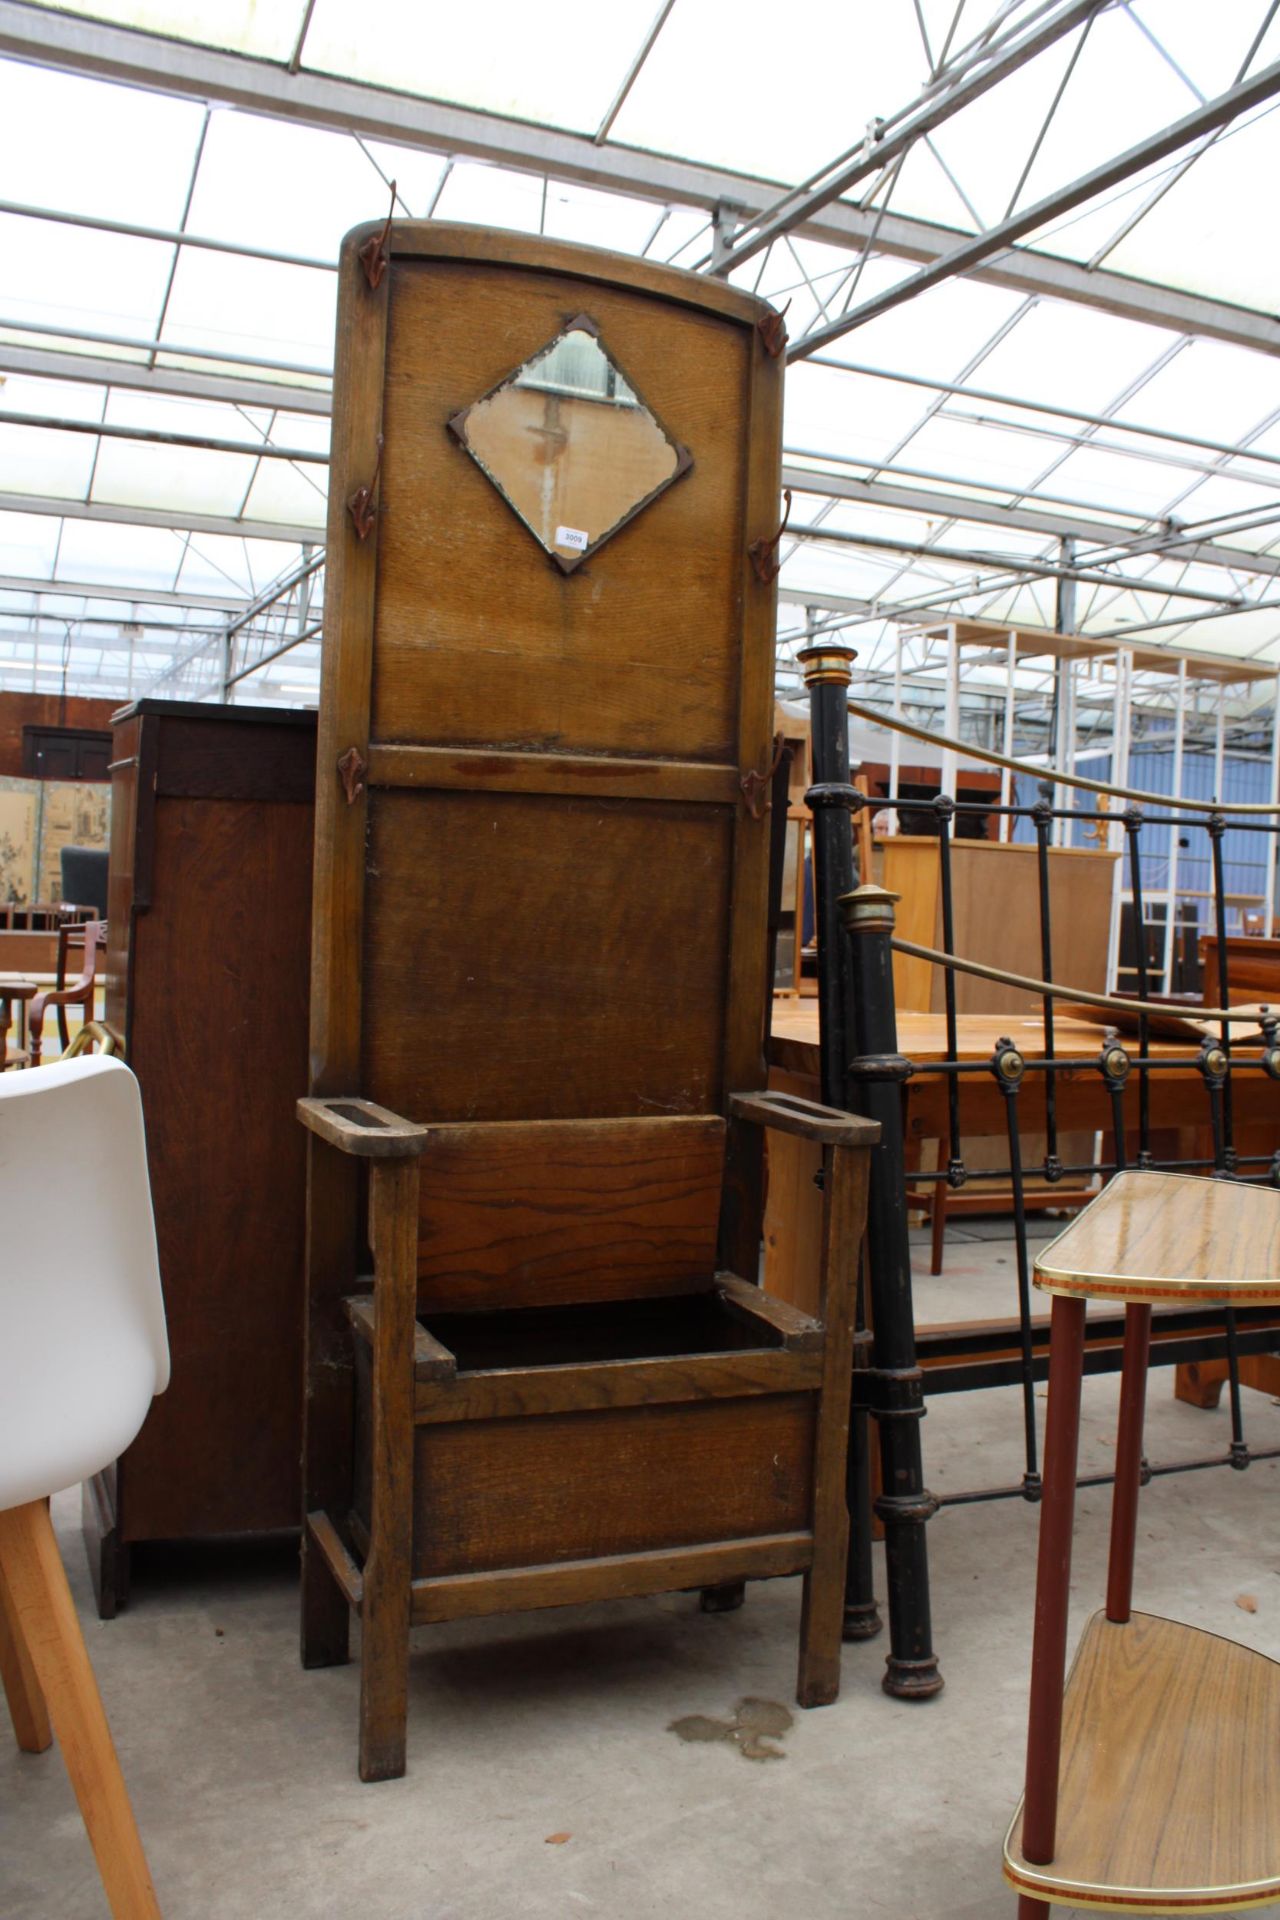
[416, 1115, 725, 1310]
[363, 789, 732, 1122]
[366, 743, 738, 806]
[122, 793, 313, 1538]
[411, 1394, 816, 1576]
[373, 259, 748, 762]
[1005, 1610, 1280, 1909]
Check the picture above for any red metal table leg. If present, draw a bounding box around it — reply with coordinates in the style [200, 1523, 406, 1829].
[1106, 1303, 1152, 1623]
[1019, 1292, 1087, 1894]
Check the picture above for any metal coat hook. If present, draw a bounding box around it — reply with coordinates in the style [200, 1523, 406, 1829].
[347, 435, 384, 542]
[358, 181, 397, 290]
[748, 488, 792, 585]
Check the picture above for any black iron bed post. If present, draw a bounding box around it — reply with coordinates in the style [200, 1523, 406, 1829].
[1206, 808, 1248, 1464]
[1123, 806, 1153, 1165]
[841, 882, 943, 1698]
[1031, 797, 1062, 1181]
[797, 640, 882, 1644]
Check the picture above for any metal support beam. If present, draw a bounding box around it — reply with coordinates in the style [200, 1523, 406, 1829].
[781, 464, 1280, 579]
[709, 0, 1104, 276]
[786, 520, 1246, 606]
[2, 2, 1276, 354]
[0, 491, 318, 546]
[790, 58, 1280, 358]
[0, 342, 332, 415]
[0, 571, 246, 612]
[0, 409, 327, 463]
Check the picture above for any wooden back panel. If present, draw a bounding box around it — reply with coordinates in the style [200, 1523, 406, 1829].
[311, 226, 783, 1309]
[417, 1116, 726, 1313]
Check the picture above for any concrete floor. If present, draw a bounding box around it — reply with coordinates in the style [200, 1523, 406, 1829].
[3, 1221, 1277, 1920]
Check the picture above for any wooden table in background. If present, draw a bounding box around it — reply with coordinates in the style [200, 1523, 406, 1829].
[764, 1004, 1280, 1407]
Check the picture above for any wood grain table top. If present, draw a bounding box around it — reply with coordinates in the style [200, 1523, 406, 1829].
[1035, 1170, 1280, 1305]
[1005, 1610, 1280, 1912]
[768, 1004, 1191, 1073]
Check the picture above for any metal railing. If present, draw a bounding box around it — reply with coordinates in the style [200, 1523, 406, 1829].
[798, 639, 1280, 1702]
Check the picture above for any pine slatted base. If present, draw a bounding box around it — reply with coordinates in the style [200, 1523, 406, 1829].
[1005, 1611, 1280, 1913]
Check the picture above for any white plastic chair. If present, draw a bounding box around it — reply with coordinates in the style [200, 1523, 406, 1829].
[0, 1055, 168, 1919]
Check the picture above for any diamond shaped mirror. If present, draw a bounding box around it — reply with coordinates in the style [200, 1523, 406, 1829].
[448, 316, 692, 573]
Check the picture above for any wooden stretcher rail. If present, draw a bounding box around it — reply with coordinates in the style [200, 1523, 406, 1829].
[408, 1533, 816, 1625]
[366, 743, 740, 807]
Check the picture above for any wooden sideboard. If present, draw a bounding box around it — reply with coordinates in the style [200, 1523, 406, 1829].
[1200, 933, 1280, 1005]
[85, 698, 316, 1615]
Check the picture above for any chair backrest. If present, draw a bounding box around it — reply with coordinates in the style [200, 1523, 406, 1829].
[309, 226, 783, 1310]
[0, 1056, 168, 1510]
[61, 845, 110, 916]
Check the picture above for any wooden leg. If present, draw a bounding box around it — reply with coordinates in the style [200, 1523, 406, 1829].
[0, 1547, 52, 1752]
[301, 1530, 351, 1671]
[1174, 1358, 1227, 1409]
[699, 1581, 746, 1613]
[797, 1142, 866, 1708]
[1017, 1897, 1051, 1918]
[82, 1471, 129, 1622]
[358, 1159, 418, 1782]
[930, 1180, 947, 1277]
[1020, 1294, 1086, 1877]
[0, 1499, 160, 1919]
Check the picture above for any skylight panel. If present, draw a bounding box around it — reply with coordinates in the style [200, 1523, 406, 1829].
[0, 373, 107, 424]
[0, 59, 205, 228]
[970, 303, 1176, 418]
[1119, 340, 1280, 449]
[0, 420, 95, 498]
[239, 462, 328, 530]
[784, 363, 930, 470]
[1103, 104, 1280, 312]
[159, 253, 336, 371]
[183, 111, 394, 261]
[1126, 0, 1275, 103]
[0, 214, 172, 346]
[610, 0, 925, 183]
[1048, 443, 1220, 517]
[56, 517, 183, 591]
[0, 510, 59, 579]
[832, 277, 1029, 385]
[431, 163, 544, 236]
[542, 184, 675, 258]
[1001, 5, 1194, 218]
[42, 1, 307, 61]
[897, 414, 1066, 495]
[90, 441, 258, 517]
[301, 0, 661, 135]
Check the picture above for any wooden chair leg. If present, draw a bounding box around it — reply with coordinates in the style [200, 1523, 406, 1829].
[0, 1547, 52, 1752]
[300, 1532, 351, 1671]
[0, 1499, 160, 1919]
[358, 1159, 418, 1782]
[797, 1141, 865, 1708]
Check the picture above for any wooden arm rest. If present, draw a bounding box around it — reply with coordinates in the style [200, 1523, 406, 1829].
[729, 1090, 879, 1147]
[297, 1095, 432, 1159]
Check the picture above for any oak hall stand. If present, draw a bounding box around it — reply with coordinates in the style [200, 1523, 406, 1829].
[299, 223, 878, 1781]
[1004, 1171, 1280, 1914]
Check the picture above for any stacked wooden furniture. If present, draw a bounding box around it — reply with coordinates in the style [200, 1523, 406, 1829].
[85, 698, 315, 1615]
[1004, 1172, 1280, 1915]
[298, 221, 877, 1781]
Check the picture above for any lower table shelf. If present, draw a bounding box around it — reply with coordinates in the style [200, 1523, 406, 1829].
[1004, 1610, 1280, 1913]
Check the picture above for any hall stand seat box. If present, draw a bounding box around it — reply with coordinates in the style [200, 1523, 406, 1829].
[299, 220, 879, 1781]
[1004, 1170, 1280, 1916]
